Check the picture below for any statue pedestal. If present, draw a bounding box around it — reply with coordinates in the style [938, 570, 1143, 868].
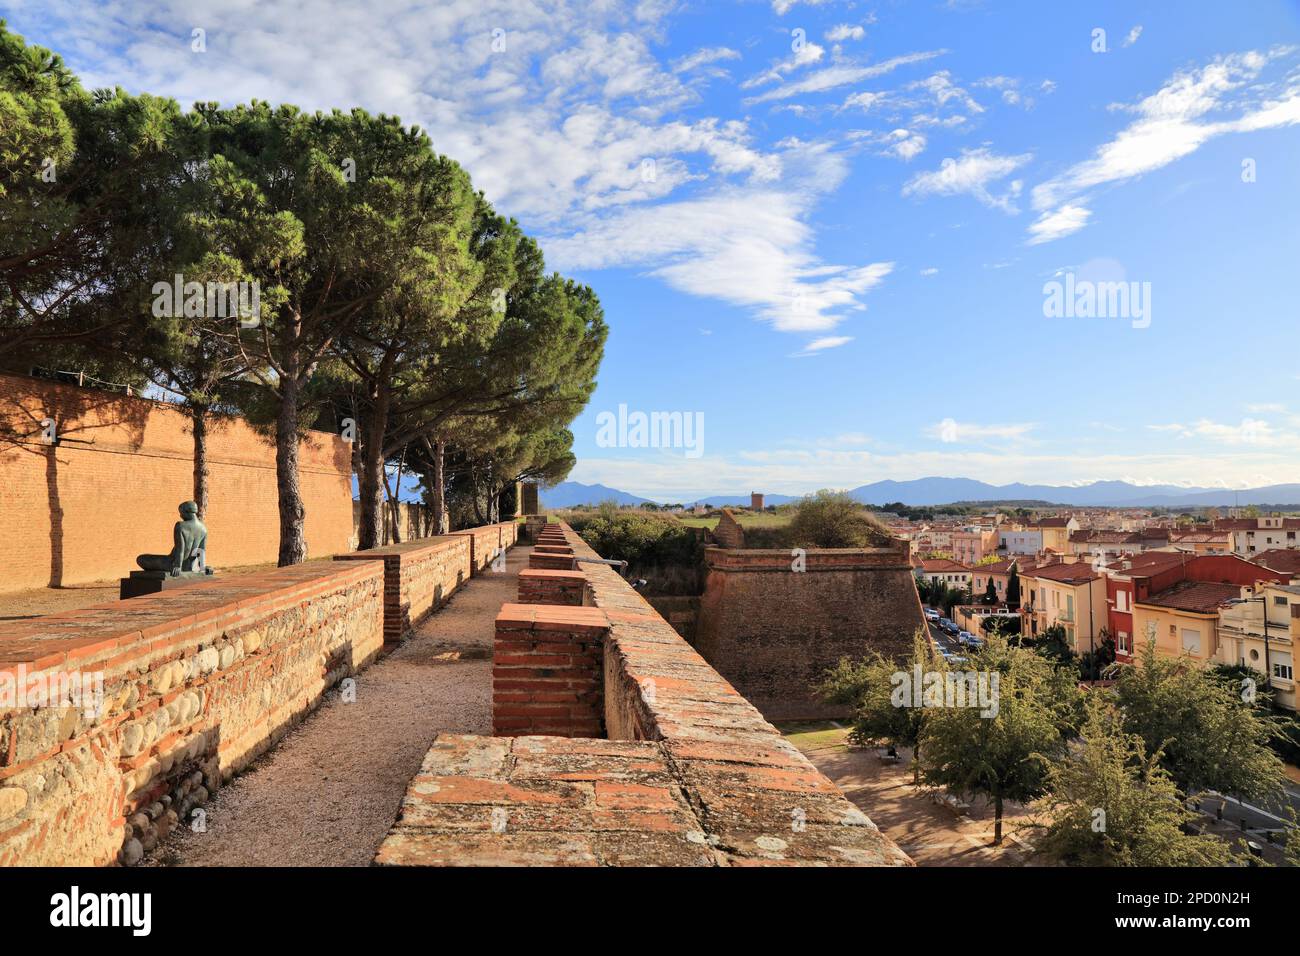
[119, 570, 218, 600]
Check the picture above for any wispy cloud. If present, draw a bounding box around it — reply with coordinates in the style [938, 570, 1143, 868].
[1029, 49, 1300, 242]
[745, 50, 946, 104]
[904, 147, 1033, 212]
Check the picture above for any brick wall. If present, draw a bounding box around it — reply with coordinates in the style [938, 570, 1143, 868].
[517, 569, 587, 606]
[334, 535, 473, 642]
[0, 373, 354, 590]
[0, 560, 383, 866]
[492, 604, 606, 737]
[694, 545, 926, 720]
[377, 522, 912, 867]
[711, 508, 745, 548]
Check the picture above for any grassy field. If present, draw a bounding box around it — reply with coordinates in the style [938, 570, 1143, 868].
[676, 511, 792, 530]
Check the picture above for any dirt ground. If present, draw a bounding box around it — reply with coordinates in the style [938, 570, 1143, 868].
[142, 547, 527, 867]
[782, 723, 1038, 866]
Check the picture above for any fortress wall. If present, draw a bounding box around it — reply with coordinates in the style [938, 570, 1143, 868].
[0, 560, 383, 866]
[694, 546, 927, 721]
[376, 522, 911, 867]
[0, 373, 354, 591]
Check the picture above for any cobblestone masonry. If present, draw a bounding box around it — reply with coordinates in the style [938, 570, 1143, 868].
[0, 561, 383, 866]
[376, 522, 912, 867]
[334, 535, 474, 642]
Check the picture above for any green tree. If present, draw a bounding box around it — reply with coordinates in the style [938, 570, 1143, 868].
[1036, 695, 1233, 866]
[1114, 639, 1289, 804]
[921, 637, 1080, 844]
[1, 21, 182, 378]
[982, 577, 998, 605]
[822, 631, 933, 784]
[1006, 565, 1021, 609]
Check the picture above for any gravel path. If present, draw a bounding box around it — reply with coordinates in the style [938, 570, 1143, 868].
[148, 545, 529, 867]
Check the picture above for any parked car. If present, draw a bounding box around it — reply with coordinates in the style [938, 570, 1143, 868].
[941, 620, 959, 636]
[924, 608, 940, 622]
[957, 630, 975, 646]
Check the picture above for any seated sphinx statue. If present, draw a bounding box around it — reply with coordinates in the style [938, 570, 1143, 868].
[136, 501, 212, 577]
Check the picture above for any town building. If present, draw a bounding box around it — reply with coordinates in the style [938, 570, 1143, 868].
[1214, 515, 1300, 555]
[1218, 581, 1299, 711]
[1022, 561, 1107, 654]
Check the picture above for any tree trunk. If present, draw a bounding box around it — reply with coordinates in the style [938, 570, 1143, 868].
[275, 372, 307, 566]
[432, 439, 447, 534]
[192, 406, 209, 519]
[356, 386, 390, 551]
[993, 795, 1004, 845]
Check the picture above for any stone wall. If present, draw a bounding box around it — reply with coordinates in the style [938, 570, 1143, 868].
[711, 508, 745, 548]
[449, 521, 520, 574]
[0, 561, 383, 866]
[0, 372, 354, 591]
[376, 522, 912, 867]
[694, 545, 926, 721]
[334, 535, 473, 643]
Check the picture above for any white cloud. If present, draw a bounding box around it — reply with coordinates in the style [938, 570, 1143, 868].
[1026, 203, 1092, 244]
[804, 335, 853, 351]
[920, 267, 940, 276]
[1028, 49, 1300, 241]
[903, 147, 1033, 212]
[826, 24, 867, 43]
[672, 46, 741, 73]
[745, 50, 946, 104]
[1148, 418, 1294, 446]
[927, 418, 1036, 444]
[741, 40, 825, 90]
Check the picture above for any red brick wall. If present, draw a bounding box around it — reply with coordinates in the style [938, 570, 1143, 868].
[0, 560, 384, 866]
[449, 521, 519, 574]
[492, 605, 606, 737]
[517, 569, 587, 606]
[0, 373, 354, 590]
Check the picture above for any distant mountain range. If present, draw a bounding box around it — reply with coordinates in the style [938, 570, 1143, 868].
[541, 477, 1300, 509]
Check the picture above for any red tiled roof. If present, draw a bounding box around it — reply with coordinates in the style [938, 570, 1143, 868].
[1028, 562, 1101, 584]
[920, 558, 971, 573]
[1037, 517, 1070, 528]
[1137, 581, 1242, 614]
[1252, 549, 1300, 574]
[1104, 551, 1190, 578]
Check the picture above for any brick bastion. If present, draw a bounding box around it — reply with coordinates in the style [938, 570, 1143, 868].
[694, 544, 927, 721]
[374, 523, 912, 867]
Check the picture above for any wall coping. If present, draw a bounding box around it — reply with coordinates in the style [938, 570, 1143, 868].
[333, 534, 470, 562]
[0, 561, 380, 672]
[704, 545, 912, 572]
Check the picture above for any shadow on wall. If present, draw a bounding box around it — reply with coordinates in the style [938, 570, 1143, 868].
[0, 377, 152, 588]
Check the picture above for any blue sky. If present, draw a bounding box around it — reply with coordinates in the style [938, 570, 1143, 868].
[8, 0, 1300, 500]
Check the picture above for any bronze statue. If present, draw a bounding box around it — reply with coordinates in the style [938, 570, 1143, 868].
[136, 501, 210, 577]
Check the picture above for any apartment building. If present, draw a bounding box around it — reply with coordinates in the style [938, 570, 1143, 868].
[1022, 561, 1108, 654]
[1218, 582, 1299, 711]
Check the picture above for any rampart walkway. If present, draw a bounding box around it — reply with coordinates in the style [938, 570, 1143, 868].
[147, 546, 530, 867]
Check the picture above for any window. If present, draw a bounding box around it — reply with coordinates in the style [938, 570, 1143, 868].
[1117, 631, 1129, 653]
[1181, 628, 1201, 655]
[1274, 654, 1293, 682]
[1274, 596, 1287, 607]
[1116, 590, 1129, 612]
